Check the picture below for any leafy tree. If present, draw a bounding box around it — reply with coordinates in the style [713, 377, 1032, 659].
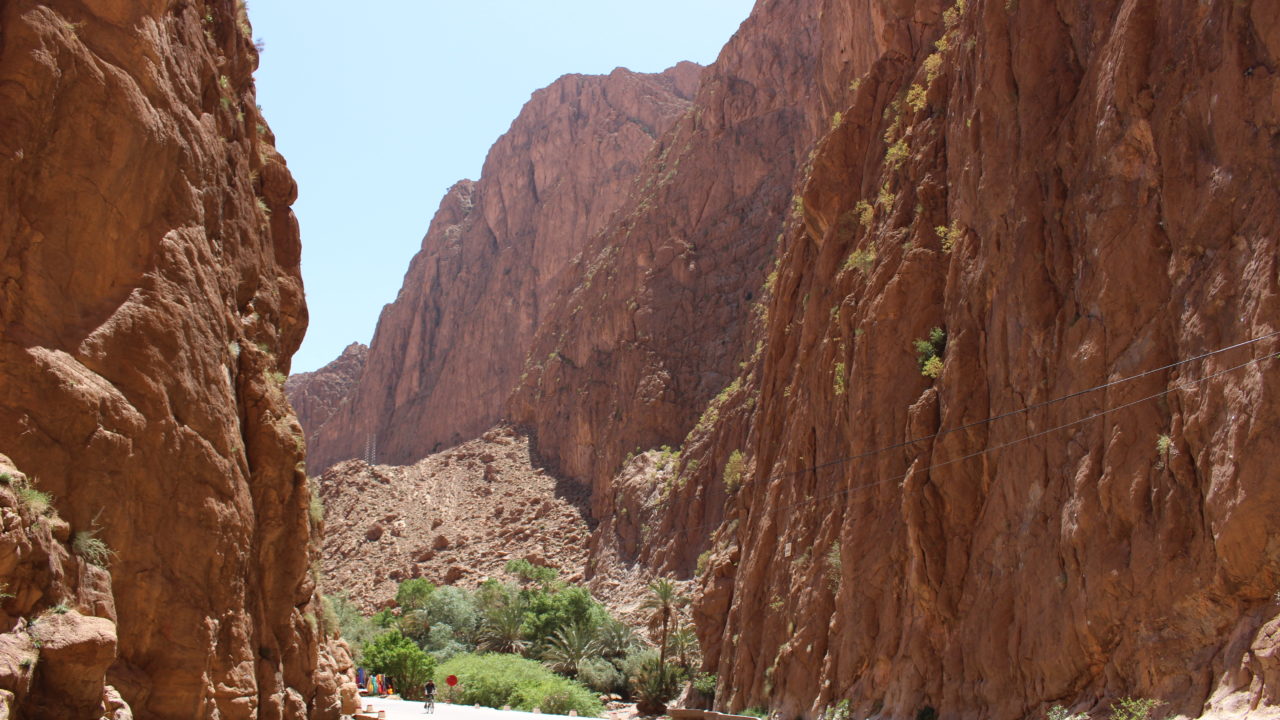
[522, 585, 606, 649]
[505, 558, 560, 588]
[396, 578, 436, 611]
[398, 608, 434, 648]
[362, 630, 436, 698]
[327, 594, 390, 663]
[423, 585, 478, 637]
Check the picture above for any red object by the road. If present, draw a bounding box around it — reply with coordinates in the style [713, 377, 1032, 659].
[446, 675, 458, 687]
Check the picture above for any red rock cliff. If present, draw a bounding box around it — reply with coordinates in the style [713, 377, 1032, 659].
[285, 342, 367, 454]
[0, 2, 348, 718]
[629, 1, 1280, 719]
[508, 0, 883, 513]
[300, 64, 701, 474]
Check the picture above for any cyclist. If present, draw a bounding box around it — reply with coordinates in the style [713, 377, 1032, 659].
[423, 679, 437, 713]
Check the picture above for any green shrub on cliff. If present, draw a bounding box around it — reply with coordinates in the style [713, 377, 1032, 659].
[913, 327, 947, 378]
[723, 450, 746, 492]
[73, 530, 112, 567]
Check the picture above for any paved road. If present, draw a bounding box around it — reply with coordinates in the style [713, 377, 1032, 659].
[358, 696, 590, 720]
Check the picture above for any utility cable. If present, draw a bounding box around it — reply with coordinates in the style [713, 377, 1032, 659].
[678, 331, 1278, 537]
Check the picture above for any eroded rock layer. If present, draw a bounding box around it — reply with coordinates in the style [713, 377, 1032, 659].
[0, 2, 348, 717]
[651, 1, 1280, 719]
[299, 64, 701, 474]
[285, 342, 367, 452]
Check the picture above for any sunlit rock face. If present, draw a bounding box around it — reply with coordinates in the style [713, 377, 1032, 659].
[0, 2, 347, 717]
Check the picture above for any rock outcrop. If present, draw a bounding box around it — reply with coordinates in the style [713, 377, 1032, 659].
[285, 342, 367, 454]
[0, 2, 346, 717]
[0, 455, 127, 720]
[632, 1, 1280, 719]
[299, 64, 702, 474]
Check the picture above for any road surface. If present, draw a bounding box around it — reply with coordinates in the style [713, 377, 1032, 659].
[357, 696, 593, 720]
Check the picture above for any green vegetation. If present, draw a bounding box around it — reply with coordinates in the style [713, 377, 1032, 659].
[723, 450, 746, 492]
[1047, 706, 1088, 720]
[855, 200, 874, 229]
[438, 653, 603, 716]
[833, 362, 847, 396]
[906, 84, 928, 112]
[924, 53, 944, 84]
[843, 244, 877, 275]
[791, 195, 805, 220]
[876, 182, 896, 210]
[331, 558, 706, 710]
[741, 707, 769, 718]
[826, 541, 843, 590]
[885, 139, 909, 169]
[913, 327, 947, 379]
[692, 672, 717, 699]
[1111, 698, 1159, 720]
[363, 630, 436, 700]
[16, 485, 52, 517]
[830, 111, 843, 130]
[935, 221, 963, 252]
[73, 530, 112, 567]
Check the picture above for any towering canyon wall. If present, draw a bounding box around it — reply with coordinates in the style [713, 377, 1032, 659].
[640, 1, 1280, 719]
[298, 65, 701, 474]
[507, 0, 891, 508]
[0, 2, 348, 718]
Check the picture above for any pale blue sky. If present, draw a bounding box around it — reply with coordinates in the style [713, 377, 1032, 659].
[249, 1, 756, 373]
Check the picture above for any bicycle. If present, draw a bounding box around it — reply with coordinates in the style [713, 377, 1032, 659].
[424, 694, 436, 714]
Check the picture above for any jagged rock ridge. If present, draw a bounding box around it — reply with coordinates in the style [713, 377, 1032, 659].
[0, 2, 353, 718]
[297, 63, 702, 474]
[285, 342, 367, 453]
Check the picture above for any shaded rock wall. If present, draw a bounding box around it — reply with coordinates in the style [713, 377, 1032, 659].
[646, 1, 1280, 719]
[285, 342, 366, 455]
[508, 0, 891, 509]
[0, 1, 346, 718]
[301, 64, 701, 474]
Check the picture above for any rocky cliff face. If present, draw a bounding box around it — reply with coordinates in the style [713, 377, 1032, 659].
[0, 2, 350, 718]
[0, 455, 124, 720]
[508, 0, 876, 508]
[645, 1, 1280, 719]
[299, 64, 701, 474]
[285, 342, 367, 455]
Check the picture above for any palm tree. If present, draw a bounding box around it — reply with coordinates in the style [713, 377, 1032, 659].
[476, 604, 527, 654]
[542, 622, 601, 677]
[667, 623, 700, 671]
[597, 618, 641, 660]
[641, 577, 686, 680]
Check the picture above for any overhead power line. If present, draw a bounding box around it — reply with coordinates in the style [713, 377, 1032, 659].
[683, 330, 1279, 537]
